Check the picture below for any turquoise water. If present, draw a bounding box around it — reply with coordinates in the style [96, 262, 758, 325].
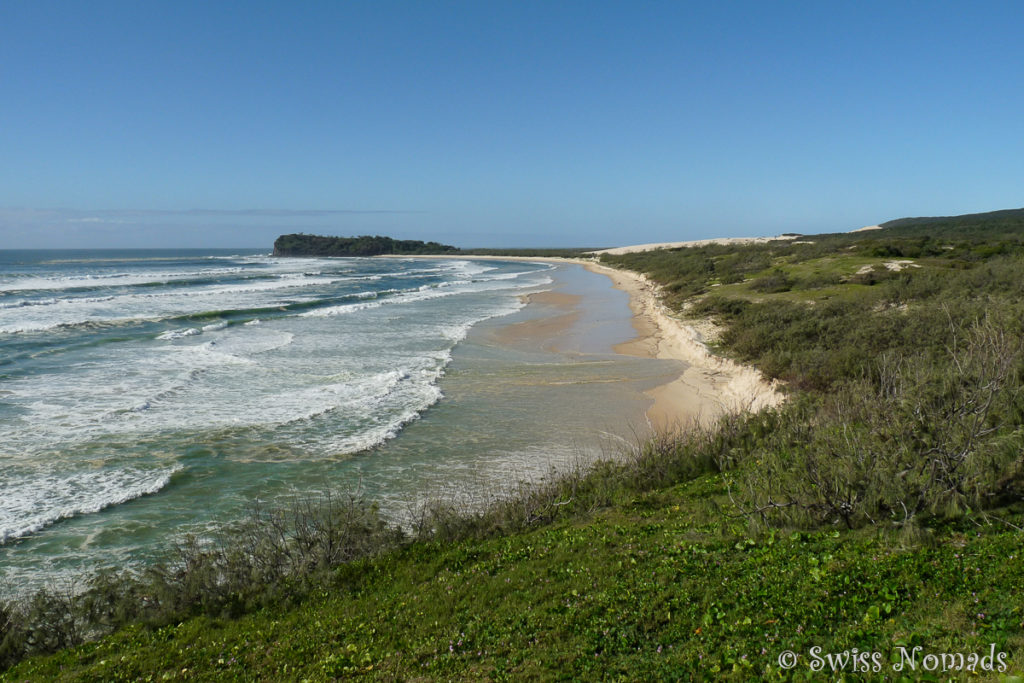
[0, 251, 678, 595]
[349, 265, 680, 513]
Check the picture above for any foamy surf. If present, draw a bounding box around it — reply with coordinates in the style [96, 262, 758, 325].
[158, 327, 202, 340]
[0, 465, 182, 545]
[0, 249, 555, 593]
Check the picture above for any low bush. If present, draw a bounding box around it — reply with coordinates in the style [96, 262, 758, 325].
[0, 492, 404, 668]
[748, 269, 794, 293]
[734, 320, 1022, 529]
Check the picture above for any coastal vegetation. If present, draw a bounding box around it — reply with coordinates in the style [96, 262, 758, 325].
[272, 233, 598, 258]
[4, 208, 1024, 679]
[272, 234, 460, 257]
[601, 209, 1024, 529]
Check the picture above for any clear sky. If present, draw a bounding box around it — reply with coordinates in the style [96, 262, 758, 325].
[2, 1, 1023, 249]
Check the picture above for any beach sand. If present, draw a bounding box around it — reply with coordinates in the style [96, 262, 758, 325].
[382, 254, 783, 431]
[356, 263, 680, 516]
[581, 262, 784, 430]
[491, 291, 582, 351]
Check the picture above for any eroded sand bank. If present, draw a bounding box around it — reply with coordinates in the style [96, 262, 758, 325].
[581, 262, 784, 430]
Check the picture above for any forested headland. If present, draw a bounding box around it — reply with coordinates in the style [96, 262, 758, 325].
[272, 233, 599, 258]
[272, 233, 460, 257]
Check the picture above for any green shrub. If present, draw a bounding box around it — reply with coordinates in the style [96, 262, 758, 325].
[791, 271, 843, 289]
[748, 270, 794, 293]
[735, 319, 1022, 529]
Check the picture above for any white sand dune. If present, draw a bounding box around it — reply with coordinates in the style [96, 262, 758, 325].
[590, 235, 798, 256]
[593, 222, 886, 255]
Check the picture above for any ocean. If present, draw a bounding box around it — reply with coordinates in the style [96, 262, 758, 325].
[0, 250, 678, 595]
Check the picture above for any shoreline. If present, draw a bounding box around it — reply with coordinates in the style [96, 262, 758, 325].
[380, 254, 784, 429]
[580, 261, 784, 429]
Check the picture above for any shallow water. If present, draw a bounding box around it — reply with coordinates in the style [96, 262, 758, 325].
[0, 251, 679, 595]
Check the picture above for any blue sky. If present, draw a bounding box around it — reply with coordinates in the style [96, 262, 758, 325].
[2, 1, 1023, 249]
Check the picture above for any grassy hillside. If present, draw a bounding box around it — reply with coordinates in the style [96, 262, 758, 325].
[4, 209, 1024, 680]
[880, 207, 1024, 238]
[5, 475, 1024, 680]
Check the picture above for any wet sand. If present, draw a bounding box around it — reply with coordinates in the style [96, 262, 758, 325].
[492, 291, 582, 352]
[583, 261, 783, 429]
[380, 254, 783, 431]
[354, 263, 681, 517]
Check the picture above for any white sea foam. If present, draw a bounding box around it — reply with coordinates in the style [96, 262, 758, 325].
[304, 288, 530, 455]
[0, 325, 302, 456]
[0, 465, 181, 544]
[0, 297, 58, 309]
[298, 274, 534, 320]
[0, 254, 559, 590]
[0, 259, 544, 334]
[158, 327, 202, 340]
[0, 255, 404, 334]
[0, 267, 252, 293]
[300, 300, 385, 317]
[0, 274, 342, 333]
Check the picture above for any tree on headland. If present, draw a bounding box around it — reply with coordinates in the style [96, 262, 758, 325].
[273, 233, 460, 257]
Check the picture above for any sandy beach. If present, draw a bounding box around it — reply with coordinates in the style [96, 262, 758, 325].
[580, 261, 783, 430]
[382, 253, 783, 430]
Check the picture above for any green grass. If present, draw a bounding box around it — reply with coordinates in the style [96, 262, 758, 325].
[695, 254, 929, 309]
[6, 474, 1024, 681]
[704, 280, 881, 305]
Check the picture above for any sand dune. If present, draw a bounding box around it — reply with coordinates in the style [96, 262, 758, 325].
[590, 234, 798, 256]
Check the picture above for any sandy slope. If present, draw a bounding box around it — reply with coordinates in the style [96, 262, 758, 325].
[590, 222, 885, 255]
[583, 262, 784, 430]
[590, 235, 798, 256]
